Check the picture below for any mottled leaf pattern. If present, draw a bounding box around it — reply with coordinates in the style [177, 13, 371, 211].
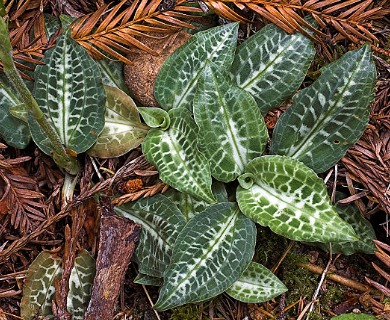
[154, 202, 256, 311]
[143, 108, 215, 203]
[97, 59, 130, 94]
[194, 64, 268, 182]
[270, 44, 376, 173]
[226, 262, 287, 303]
[29, 31, 106, 154]
[21, 251, 95, 320]
[164, 181, 228, 220]
[237, 156, 358, 242]
[154, 23, 238, 110]
[314, 195, 376, 255]
[21, 252, 62, 320]
[134, 273, 163, 287]
[231, 23, 315, 115]
[332, 313, 376, 320]
[67, 250, 95, 320]
[114, 194, 187, 278]
[43, 14, 60, 39]
[138, 107, 170, 130]
[0, 80, 31, 148]
[87, 85, 149, 158]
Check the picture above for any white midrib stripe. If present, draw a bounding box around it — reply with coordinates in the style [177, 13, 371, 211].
[162, 209, 238, 304]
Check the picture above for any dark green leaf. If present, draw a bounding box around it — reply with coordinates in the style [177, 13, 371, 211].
[0, 79, 31, 148]
[154, 202, 256, 311]
[231, 23, 315, 115]
[114, 194, 187, 278]
[194, 64, 268, 182]
[29, 31, 106, 154]
[226, 262, 287, 303]
[270, 44, 376, 173]
[237, 156, 358, 242]
[154, 23, 239, 110]
[142, 108, 215, 203]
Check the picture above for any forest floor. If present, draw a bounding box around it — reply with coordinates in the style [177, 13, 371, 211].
[1, 1, 390, 319]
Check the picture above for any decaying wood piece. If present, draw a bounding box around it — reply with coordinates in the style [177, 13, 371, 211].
[84, 196, 141, 320]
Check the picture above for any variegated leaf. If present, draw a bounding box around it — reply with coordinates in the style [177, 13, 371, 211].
[114, 194, 187, 278]
[21, 252, 62, 320]
[43, 14, 60, 39]
[0, 80, 31, 148]
[67, 250, 95, 320]
[154, 202, 256, 311]
[142, 108, 215, 203]
[236, 155, 358, 243]
[194, 64, 268, 182]
[313, 194, 376, 255]
[231, 23, 315, 115]
[87, 85, 149, 158]
[21, 250, 95, 320]
[332, 313, 376, 320]
[270, 44, 376, 173]
[29, 30, 106, 155]
[226, 262, 287, 303]
[134, 273, 163, 287]
[97, 59, 130, 94]
[154, 23, 238, 110]
[164, 181, 228, 220]
[138, 107, 170, 130]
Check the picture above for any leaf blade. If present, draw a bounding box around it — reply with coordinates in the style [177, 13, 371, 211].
[87, 85, 149, 158]
[270, 44, 376, 172]
[114, 194, 187, 278]
[231, 23, 315, 115]
[142, 108, 215, 203]
[313, 193, 376, 255]
[164, 181, 228, 220]
[30, 31, 106, 154]
[67, 250, 96, 320]
[0, 80, 31, 148]
[226, 262, 287, 303]
[194, 64, 268, 182]
[154, 22, 239, 110]
[154, 202, 256, 311]
[237, 155, 358, 243]
[21, 252, 62, 319]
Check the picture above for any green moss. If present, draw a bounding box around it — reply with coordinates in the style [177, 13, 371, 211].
[254, 226, 289, 266]
[307, 310, 329, 320]
[169, 304, 203, 320]
[321, 284, 344, 309]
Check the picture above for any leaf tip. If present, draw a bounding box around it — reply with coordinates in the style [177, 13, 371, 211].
[238, 173, 254, 189]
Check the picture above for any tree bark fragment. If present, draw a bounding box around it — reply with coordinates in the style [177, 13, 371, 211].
[84, 197, 141, 320]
